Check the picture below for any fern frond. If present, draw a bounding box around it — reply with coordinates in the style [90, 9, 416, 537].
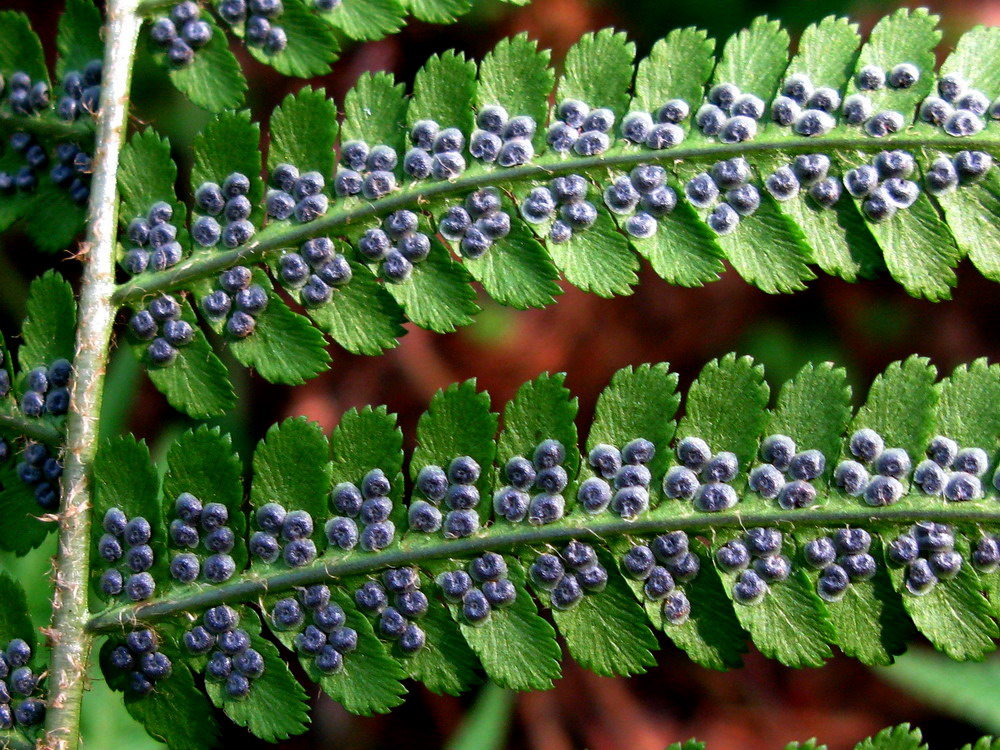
[38, 354, 1000, 745]
[83, 12, 1000, 416]
[134, 0, 532, 111]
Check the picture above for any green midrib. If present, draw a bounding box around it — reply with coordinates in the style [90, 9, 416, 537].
[111, 131, 1000, 306]
[0, 412, 64, 445]
[85, 497, 1000, 632]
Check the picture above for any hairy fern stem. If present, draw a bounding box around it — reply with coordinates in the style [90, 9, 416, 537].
[42, 1, 142, 747]
[85, 501, 1000, 633]
[111, 132, 999, 306]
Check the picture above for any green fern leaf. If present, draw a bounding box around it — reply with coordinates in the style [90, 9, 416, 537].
[240, 0, 338, 78]
[140, 297, 236, 418]
[323, 0, 406, 42]
[90, 435, 164, 606]
[163, 427, 248, 579]
[0, 276, 76, 553]
[102, 15, 1000, 413]
[79, 355, 1000, 743]
[19, 271, 77, 371]
[0, 574, 34, 652]
[100, 636, 220, 750]
[855, 723, 927, 750]
[52, 14, 1000, 372]
[204, 610, 311, 741]
[403, 0, 472, 25]
[161, 14, 246, 112]
[56, 0, 103, 80]
[441, 559, 562, 691]
[251, 418, 331, 541]
[0, 11, 47, 86]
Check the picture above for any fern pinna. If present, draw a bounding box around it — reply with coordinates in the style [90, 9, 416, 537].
[109, 10, 1000, 418]
[2, 0, 1000, 747]
[2, 6, 999, 416]
[10, 340, 1000, 743]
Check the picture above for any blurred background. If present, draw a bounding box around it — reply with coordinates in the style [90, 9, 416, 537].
[4, 0, 1000, 747]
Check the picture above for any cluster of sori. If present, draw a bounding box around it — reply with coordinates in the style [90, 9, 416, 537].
[270, 587, 359, 673]
[98, 507, 157, 601]
[192, 173, 255, 249]
[188, 606, 265, 699]
[168, 493, 237, 584]
[912, 434, 994, 501]
[14, 442, 62, 512]
[715, 527, 791, 605]
[696, 83, 765, 143]
[278, 237, 352, 306]
[55, 60, 102, 121]
[289, 605, 351, 678]
[335, 140, 397, 199]
[663, 437, 740, 513]
[491, 439, 568, 526]
[439, 552, 518, 625]
[833, 428, 912, 506]
[0, 639, 45, 729]
[438, 188, 512, 260]
[325, 470, 396, 552]
[845, 63, 921, 137]
[218, 0, 288, 54]
[770, 73, 840, 136]
[920, 73, 999, 136]
[520, 174, 598, 244]
[412, 456, 480, 538]
[576, 438, 655, 520]
[357, 210, 433, 283]
[803, 528, 877, 602]
[469, 106, 536, 166]
[202, 266, 268, 339]
[528, 542, 607, 611]
[841, 150, 920, 222]
[748, 434, 826, 510]
[4, 72, 49, 116]
[48, 142, 92, 205]
[620, 99, 690, 151]
[601, 164, 678, 239]
[248, 502, 317, 567]
[887, 522, 963, 596]
[685, 157, 766, 235]
[109, 629, 173, 697]
[18, 358, 72, 418]
[1, 132, 49, 195]
[971, 533, 1000, 574]
[546, 99, 615, 156]
[925, 150, 994, 197]
[264, 163, 328, 223]
[763, 153, 841, 211]
[122, 202, 182, 276]
[354, 568, 427, 653]
[128, 294, 195, 366]
[401, 120, 467, 179]
[149, 2, 213, 68]
[621, 532, 698, 624]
